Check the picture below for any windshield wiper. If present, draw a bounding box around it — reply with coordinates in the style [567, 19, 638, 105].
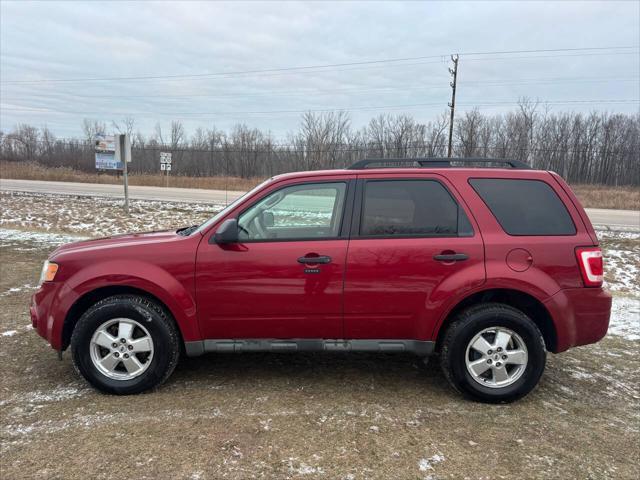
[177, 225, 199, 236]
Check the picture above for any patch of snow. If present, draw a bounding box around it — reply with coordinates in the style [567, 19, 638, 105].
[604, 249, 639, 294]
[285, 458, 325, 476]
[259, 419, 272, 431]
[22, 386, 85, 403]
[418, 454, 445, 472]
[608, 297, 640, 341]
[597, 230, 640, 241]
[0, 283, 38, 297]
[570, 371, 595, 380]
[1, 330, 18, 337]
[1, 191, 223, 238]
[0, 228, 87, 246]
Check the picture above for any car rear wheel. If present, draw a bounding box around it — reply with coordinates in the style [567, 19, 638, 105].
[71, 295, 180, 394]
[440, 303, 546, 403]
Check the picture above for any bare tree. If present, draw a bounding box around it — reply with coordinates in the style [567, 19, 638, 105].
[112, 117, 136, 142]
[82, 119, 107, 142]
[1, 110, 638, 186]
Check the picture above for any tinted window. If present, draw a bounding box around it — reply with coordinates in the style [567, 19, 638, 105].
[469, 178, 576, 235]
[360, 180, 472, 237]
[238, 182, 346, 241]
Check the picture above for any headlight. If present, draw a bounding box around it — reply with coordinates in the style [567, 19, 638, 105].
[39, 261, 59, 285]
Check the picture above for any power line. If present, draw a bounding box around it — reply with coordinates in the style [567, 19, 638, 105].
[3, 76, 638, 102]
[1, 46, 637, 85]
[3, 99, 637, 118]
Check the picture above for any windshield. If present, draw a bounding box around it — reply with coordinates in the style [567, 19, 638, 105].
[195, 179, 272, 234]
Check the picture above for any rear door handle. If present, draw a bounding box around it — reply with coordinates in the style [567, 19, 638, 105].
[298, 255, 332, 264]
[433, 253, 469, 262]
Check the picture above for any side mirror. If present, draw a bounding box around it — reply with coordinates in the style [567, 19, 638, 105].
[213, 218, 239, 244]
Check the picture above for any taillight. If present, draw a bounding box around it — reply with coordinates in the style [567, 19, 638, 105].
[575, 247, 603, 287]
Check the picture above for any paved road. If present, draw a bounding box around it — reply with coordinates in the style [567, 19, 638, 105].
[1, 178, 639, 231]
[0, 178, 246, 204]
[586, 208, 640, 231]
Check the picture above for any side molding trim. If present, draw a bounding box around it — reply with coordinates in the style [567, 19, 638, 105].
[184, 339, 435, 357]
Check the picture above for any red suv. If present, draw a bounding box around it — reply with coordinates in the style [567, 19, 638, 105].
[31, 158, 611, 402]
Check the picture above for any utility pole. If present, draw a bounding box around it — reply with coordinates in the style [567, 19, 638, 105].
[447, 54, 459, 158]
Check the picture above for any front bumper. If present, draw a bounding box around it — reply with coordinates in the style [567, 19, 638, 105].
[30, 281, 65, 351]
[544, 287, 612, 353]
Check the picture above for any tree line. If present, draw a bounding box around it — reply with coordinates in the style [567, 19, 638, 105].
[1, 102, 638, 185]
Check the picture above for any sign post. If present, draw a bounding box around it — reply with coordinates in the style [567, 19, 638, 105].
[160, 152, 172, 187]
[114, 134, 132, 212]
[96, 134, 131, 212]
[120, 135, 130, 212]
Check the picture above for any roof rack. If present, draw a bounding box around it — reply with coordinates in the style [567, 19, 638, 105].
[348, 157, 531, 170]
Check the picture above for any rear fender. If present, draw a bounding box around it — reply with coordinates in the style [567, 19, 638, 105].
[429, 272, 560, 340]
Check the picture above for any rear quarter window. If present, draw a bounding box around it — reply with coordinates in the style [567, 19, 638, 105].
[469, 178, 576, 236]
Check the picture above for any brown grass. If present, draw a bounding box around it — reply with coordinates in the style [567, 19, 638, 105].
[1, 161, 638, 210]
[0, 161, 263, 192]
[571, 184, 640, 210]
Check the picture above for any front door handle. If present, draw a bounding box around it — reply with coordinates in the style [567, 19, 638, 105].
[298, 255, 332, 264]
[433, 253, 469, 262]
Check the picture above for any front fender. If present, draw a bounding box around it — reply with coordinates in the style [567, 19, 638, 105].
[53, 259, 199, 348]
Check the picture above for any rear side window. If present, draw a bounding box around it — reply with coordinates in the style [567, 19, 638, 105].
[469, 178, 576, 236]
[360, 180, 473, 237]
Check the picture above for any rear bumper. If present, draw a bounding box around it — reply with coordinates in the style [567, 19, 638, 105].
[544, 287, 612, 353]
[30, 282, 65, 351]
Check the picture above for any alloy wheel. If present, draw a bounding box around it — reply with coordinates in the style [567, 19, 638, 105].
[464, 327, 528, 388]
[89, 318, 154, 380]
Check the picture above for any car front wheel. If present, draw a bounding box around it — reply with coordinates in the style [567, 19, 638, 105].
[71, 294, 180, 394]
[440, 303, 546, 403]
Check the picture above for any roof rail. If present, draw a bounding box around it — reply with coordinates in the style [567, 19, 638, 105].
[348, 157, 531, 170]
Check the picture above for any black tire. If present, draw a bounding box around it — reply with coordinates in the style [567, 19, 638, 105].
[71, 294, 180, 395]
[440, 303, 546, 403]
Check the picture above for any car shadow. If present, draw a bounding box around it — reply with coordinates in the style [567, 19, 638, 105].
[169, 351, 450, 394]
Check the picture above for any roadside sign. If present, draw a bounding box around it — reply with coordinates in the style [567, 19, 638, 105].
[160, 151, 172, 186]
[95, 134, 122, 170]
[95, 135, 115, 152]
[95, 133, 131, 212]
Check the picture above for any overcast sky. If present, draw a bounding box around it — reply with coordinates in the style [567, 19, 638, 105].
[1, 0, 638, 139]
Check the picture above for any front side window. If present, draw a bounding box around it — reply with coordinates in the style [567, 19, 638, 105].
[238, 182, 347, 241]
[359, 180, 472, 237]
[196, 179, 272, 234]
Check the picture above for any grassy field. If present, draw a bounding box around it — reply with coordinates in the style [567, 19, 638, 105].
[0, 231, 638, 479]
[0, 161, 262, 192]
[571, 184, 640, 211]
[2, 161, 639, 210]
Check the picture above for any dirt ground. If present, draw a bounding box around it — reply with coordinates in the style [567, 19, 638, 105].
[1, 196, 639, 479]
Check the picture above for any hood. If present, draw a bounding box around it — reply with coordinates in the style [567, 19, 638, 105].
[50, 229, 186, 258]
